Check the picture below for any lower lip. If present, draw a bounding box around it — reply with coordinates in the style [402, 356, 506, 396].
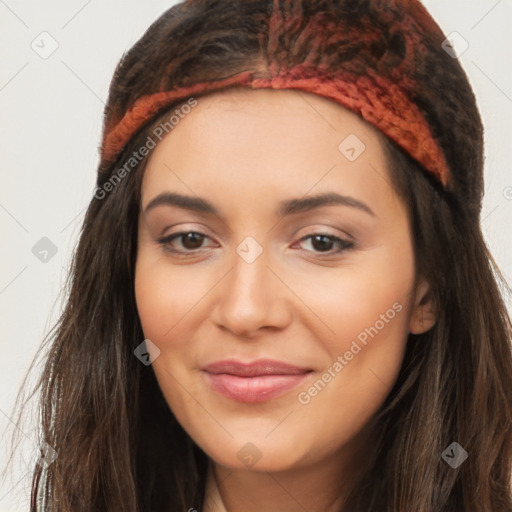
[203, 372, 311, 403]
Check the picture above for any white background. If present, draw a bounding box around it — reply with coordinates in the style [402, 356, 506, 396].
[1, 1, 511, 510]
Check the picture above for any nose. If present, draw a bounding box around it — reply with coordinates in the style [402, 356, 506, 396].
[211, 243, 292, 339]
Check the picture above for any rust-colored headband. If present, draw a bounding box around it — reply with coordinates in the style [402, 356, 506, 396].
[97, 0, 484, 215]
[101, 68, 450, 186]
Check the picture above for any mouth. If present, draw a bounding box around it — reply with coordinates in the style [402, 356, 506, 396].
[201, 359, 313, 403]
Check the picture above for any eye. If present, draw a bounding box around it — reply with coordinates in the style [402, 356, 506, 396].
[157, 231, 214, 255]
[157, 230, 354, 257]
[295, 232, 354, 255]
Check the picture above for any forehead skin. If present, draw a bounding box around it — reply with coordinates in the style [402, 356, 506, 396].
[140, 88, 409, 239]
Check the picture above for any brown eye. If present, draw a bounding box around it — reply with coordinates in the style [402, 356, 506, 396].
[310, 234, 335, 252]
[179, 232, 206, 250]
[158, 231, 211, 254]
[297, 233, 354, 255]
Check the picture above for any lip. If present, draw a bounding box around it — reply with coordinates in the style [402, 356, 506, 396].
[201, 359, 313, 403]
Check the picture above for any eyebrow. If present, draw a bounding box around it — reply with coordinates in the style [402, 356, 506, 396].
[144, 191, 376, 218]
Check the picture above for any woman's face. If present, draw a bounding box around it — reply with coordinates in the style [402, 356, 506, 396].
[135, 89, 433, 472]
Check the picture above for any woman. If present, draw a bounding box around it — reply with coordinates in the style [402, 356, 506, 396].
[13, 0, 512, 510]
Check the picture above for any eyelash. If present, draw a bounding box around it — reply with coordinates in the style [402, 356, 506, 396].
[157, 231, 355, 257]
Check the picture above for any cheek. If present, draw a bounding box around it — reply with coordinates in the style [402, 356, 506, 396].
[134, 250, 220, 409]
[297, 251, 414, 356]
[295, 248, 414, 418]
[294, 249, 414, 406]
[135, 267, 177, 340]
[134, 255, 204, 418]
[134, 252, 210, 342]
[326, 271, 411, 350]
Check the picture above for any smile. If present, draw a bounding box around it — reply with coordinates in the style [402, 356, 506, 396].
[201, 359, 313, 403]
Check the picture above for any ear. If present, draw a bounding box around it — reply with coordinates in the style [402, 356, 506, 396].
[409, 279, 436, 334]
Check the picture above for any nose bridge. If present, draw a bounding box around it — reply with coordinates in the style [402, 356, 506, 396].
[213, 234, 287, 335]
[229, 235, 271, 309]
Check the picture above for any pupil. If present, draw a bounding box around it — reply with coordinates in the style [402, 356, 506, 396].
[183, 232, 203, 249]
[312, 235, 332, 252]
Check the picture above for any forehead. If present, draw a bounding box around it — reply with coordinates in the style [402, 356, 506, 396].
[140, 88, 396, 216]
[194, 87, 384, 134]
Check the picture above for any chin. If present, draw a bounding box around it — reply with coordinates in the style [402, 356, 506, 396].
[197, 433, 310, 472]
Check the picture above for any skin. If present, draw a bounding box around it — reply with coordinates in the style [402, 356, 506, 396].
[135, 88, 436, 512]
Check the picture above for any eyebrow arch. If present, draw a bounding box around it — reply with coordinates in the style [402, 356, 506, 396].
[144, 191, 376, 218]
[278, 192, 375, 217]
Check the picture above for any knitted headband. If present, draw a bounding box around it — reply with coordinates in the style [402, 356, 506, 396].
[98, 0, 484, 217]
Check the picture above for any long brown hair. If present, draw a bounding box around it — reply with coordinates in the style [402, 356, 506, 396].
[6, 1, 512, 510]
